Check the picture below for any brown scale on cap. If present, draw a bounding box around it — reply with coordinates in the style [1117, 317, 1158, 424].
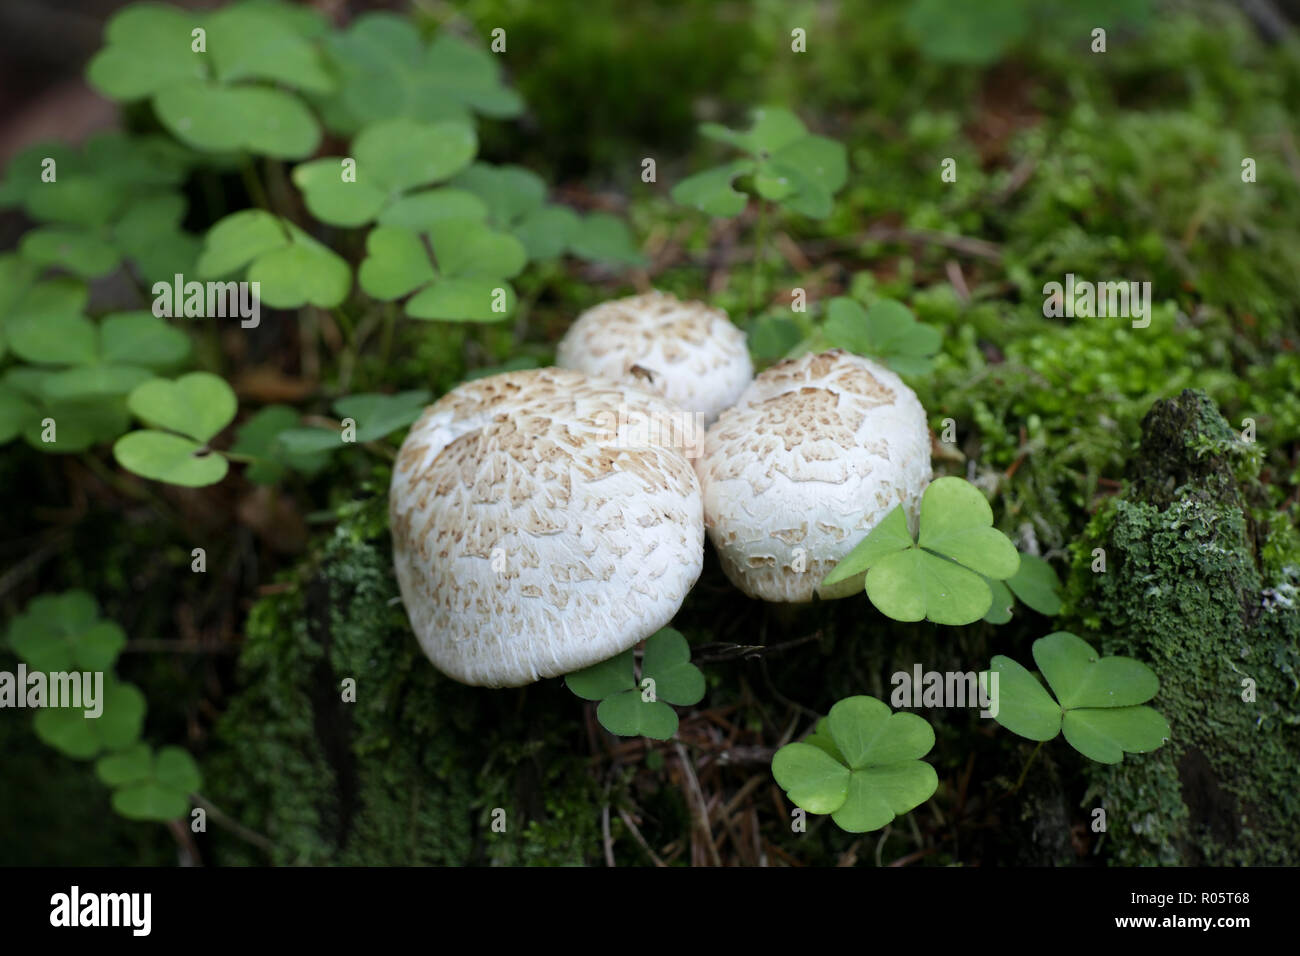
[695, 349, 933, 602]
[390, 367, 705, 687]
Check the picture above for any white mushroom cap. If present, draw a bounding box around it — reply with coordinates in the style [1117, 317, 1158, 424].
[695, 349, 932, 603]
[556, 290, 754, 426]
[390, 368, 705, 687]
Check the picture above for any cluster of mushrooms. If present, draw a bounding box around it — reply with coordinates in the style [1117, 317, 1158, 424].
[390, 291, 933, 688]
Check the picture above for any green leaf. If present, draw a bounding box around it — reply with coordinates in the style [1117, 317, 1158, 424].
[984, 578, 1015, 624]
[355, 118, 477, 194]
[276, 427, 347, 455]
[155, 82, 320, 159]
[6, 590, 125, 671]
[748, 314, 803, 361]
[406, 278, 515, 322]
[450, 163, 546, 226]
[357, 226, 437, 300]
[7, 313, 98, 365]
[824, 298, 941, 376]
[1032, 631, 1159, 710]
[773, 695, 938, 832]
[0, 385, 38, 444]
[428, 220, 527, 278]
[20, 396, 130, 453]
[804, 717, 847, 764]
[596, 689, 678, 740]
[100, 311, 191, 368]
[333, 390, 430, 442]
[229, 405, 330, 484]
[569, 213, 645, 266]
[379, 188, 488, 231]
[917, 477, 1021, 579]
[771, 742, 851, 814]
[196, 210, 288, 278]
[113, 430, 229, 487]
[95, 743, 153, 786]
[565, 648, 635, 701]
[702, 107, 807, 155]
[1006, 554, 1064, 616]
[513, 205, 581, 260]
[822, 505, 914, 586]
[42, 365, 154, 401]
[832, 762, 939, 833]
[670, 159, 756, 218]
[247, 228, 351, 308]
[154, 745, 202, 793]
[1061, 706, 1171, 764]
[291, 159, 388, 227]
[85, 4, 207, 100]
[32, 680, 146, 759]
[207, 4, 334, 92]
[904, 0, 1029, 65]
[640, 628, 705, 707]
[128, 372, 237, 442]
[984, 656, 1062, 742]
[827, 696, 935, 769]
[867, 548, 993, 625]
[23, 175, 123, 227]
[20, 227, 119, 278]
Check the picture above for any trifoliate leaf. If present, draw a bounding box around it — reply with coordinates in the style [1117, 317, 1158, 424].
[565, 648, 635, 701]
[640, 628, 705, 707]
[127, 372, 237, 443]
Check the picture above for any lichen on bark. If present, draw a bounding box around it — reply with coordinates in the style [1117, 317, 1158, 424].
[1067, 389, 1300, 865]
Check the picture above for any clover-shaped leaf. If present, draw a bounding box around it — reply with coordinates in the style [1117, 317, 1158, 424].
[358, 223, 522, 321]
[87, 2, 331, 159]
[772, 696, 938, 833]
[322, 15, 522, 133]
[96, 742, 203, 821]
[6, 590, 126, 673]
[229, 405, 331, 484]
[293, 118, 477, 227]
[823, 298, 942, 377]
[276, 389, 431, 454]
[0, 136, 200, 282]
[450, 162, 644, 266]
[196, 211, 351, 308]
[982, 632, 1171, 764]
[32, 679, 146, 760]
[824, 477, 1020, 625]
[565, 628, 705, 741]
[7, 311, 189, 403]
[1, 370, 131, 453]
[986, 553, 1065, 623]
[113, 372, 237, 487]
[673, 107, 848, 219]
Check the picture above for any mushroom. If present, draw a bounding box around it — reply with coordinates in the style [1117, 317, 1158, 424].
[695, 349, 932, 602]
[556, 290, 754, 426]
[389, 367, 705, 687]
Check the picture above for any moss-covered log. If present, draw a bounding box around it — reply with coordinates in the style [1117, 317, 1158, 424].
[205, 480, 606, 865]
[1067, 390, 1300, 865]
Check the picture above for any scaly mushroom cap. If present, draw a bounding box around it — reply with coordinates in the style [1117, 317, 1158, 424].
[696, 349, 932, 602]
[556, 290, 754, 425]
[390, 368, 704, 687]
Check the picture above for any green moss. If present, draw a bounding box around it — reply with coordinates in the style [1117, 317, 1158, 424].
[1067, 390, 1300, 865]
[206, 479, 607, 866]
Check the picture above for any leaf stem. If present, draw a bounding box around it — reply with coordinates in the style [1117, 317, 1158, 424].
[1010, 740, 1045, 794]
[750, 198, 769, 317]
